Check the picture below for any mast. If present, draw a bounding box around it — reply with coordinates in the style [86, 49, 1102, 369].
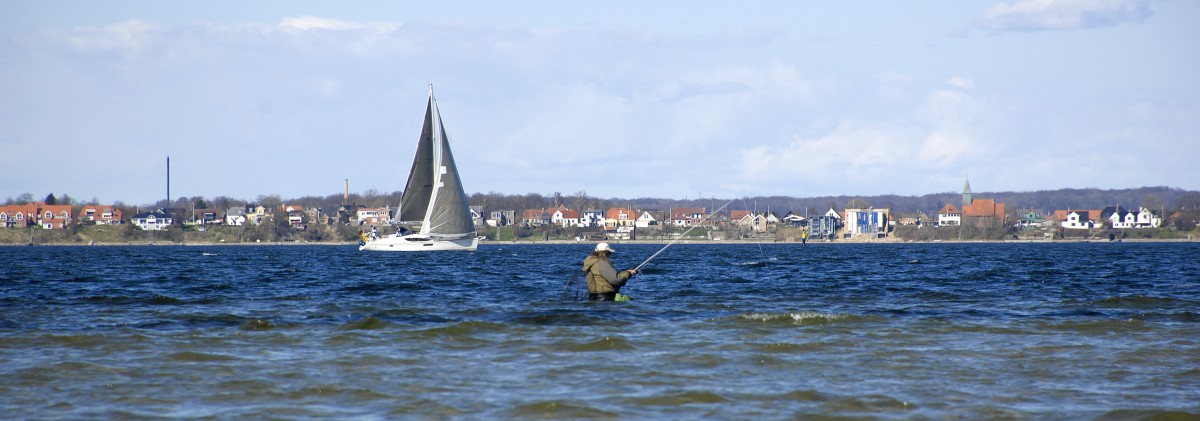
[420, 85, 442, 234]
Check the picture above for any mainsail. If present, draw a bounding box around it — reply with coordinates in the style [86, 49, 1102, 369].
[398, 90, 475, 238]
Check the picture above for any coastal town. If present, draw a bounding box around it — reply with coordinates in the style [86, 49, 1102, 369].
[2, 178, 1197, 245]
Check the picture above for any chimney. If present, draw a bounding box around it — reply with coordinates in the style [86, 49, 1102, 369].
[343, 179, 349, 205]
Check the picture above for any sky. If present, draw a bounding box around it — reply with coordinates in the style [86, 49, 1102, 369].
[1, 0, 1197, 206]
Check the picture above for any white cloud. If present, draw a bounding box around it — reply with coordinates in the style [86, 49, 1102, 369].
[279, 16, 363, 31]
[66, 19, 160, 52]
[978, 0, 1152, 32]
[947, 76, 974, 90]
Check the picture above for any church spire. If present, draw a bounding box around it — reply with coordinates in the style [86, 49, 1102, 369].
[962, 174, 972, 207]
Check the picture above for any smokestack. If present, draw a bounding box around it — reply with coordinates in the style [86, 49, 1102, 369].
[344, 179, 349, 205]
[166, 156, 170, 208]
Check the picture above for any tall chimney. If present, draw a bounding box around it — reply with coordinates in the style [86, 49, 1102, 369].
[344, 178, 349, 205]
[166, 156, 170, 208]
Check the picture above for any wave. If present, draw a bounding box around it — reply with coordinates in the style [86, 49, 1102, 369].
[1091, 295, 1199, 310]
[1095, 409, 1200, 421]
[165, 351, 239, 362]
[505, 400, 618, 419]
[726, 311, 873, 326]
[338, 316, 389, 330]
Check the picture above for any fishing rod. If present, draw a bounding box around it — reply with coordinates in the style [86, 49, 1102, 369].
[633, 198, 735, 272]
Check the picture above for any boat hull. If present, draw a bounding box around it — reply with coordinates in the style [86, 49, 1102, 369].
[359, 234, 479, 252]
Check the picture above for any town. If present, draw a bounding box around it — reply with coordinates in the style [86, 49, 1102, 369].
[2, 179, 1198, 245]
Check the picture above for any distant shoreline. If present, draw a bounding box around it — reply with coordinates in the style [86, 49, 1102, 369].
[6, 237, 1195, 247]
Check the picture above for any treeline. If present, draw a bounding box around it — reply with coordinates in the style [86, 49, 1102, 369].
[6, 186, 1199, 217]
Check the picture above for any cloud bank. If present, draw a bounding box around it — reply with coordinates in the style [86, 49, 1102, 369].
[978, 0, 1153, 32]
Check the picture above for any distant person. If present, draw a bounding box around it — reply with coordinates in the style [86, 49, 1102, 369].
[583, 242, 637, 301]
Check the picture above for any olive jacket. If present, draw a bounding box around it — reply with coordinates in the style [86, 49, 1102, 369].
[583, 254, 633, 294]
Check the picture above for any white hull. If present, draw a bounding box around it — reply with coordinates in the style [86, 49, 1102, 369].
[359, 234, 479, 252]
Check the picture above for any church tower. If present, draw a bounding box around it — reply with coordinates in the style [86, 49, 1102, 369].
[962, 176, 972, 208]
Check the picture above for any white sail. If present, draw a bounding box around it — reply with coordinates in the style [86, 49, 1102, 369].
[361, 87, 478, 252]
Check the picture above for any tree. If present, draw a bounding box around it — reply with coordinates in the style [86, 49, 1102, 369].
[44, 193, 57, 205]
[846, 197, 868, 209]
[1141, 194, 1163, 212]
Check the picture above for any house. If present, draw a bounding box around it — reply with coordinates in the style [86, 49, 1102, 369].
[781, 211, 807, 227]
[580, 209, 605, 227]
[80, 205, 123, 225]
[226, 207, 247, 226]
[1015, 209, 1044, 230]
[38, 204, 73, 229]
[729, 210, 767, 233]
[0, 204, 39, 228]
[1167, 210, 1200, 231]
[246, 204, 270, 225]
[487, 210, 514, 227]
[894, 211, 930, 226]
[549, 206, 580, 227]
[764, 211, 781, 226]
[669, 207, 707, 227]
[131, 209, 174, 231]
[1060, 210, 1096, 229]
[605, 207, 637, 228]
[937, 204, 961, 226]
[635, 211, 664, 228]
[469, 206, 485, 227]
[844, 208, 889, 238]
[356, 207, 391, 226]
[1102, 206, 1162, 229]
[281, 205, 307, 229]
[521, 208, 551, 227]
[808, 208, 842, 239]
[192, 208, 221, 225]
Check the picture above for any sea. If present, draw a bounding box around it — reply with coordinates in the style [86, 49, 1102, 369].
[1, 242, 1198, 420]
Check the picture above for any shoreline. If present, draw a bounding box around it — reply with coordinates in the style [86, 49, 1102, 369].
[5, 237, 1195, 247]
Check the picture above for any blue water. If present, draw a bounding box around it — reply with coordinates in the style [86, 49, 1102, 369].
[2, 242, 1198, 419]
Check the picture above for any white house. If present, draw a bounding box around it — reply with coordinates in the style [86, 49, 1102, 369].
[226, 207, 247, 226]
[576, 209, 602, 227]
[635, 211, 662, 228]
[550, 207, 581, 227]
[131, 210, 174, 231]
[937, 204, 961, 226]
[1105, 206, 1162, 229]
[1062, 210, 1094, 229]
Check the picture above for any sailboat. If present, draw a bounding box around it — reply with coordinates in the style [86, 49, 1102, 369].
[360, 87, 479, 252]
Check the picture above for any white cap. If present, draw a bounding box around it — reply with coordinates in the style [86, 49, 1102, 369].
[595, 242, 615, 253]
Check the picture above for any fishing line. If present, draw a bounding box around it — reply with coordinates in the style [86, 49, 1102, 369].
[633, 198, 736, 272]
[741, 198, 768, 264]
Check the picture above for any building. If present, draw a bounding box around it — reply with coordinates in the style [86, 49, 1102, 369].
[38, 204, 73, 229]
[669, 207, 707, 227]
[1101, 206, 1162, 228]
[729, 210, 767, 233]
[0, 204, 39, 228]
[808, 208, 842, 240]
[937, 204, 961, 226]
[521, 208, 551, 227]
[226, 207, 247, 226]
[131, 209, 174, 231]
[356, 207, 391, 226]
[549, 206, 580, 227]
[1058, 210, 1099, 230]
[939, 178, 1006, 227]
[844, 208, 889, 238]
[605, 207, 637, 228]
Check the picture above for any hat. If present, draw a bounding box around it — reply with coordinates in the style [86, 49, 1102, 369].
[595, 242, 615, 253]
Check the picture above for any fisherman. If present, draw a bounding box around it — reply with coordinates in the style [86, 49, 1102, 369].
[583, 242, 637, 301]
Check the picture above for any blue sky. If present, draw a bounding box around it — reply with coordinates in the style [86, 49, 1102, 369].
[2, 1, 1197, 206]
